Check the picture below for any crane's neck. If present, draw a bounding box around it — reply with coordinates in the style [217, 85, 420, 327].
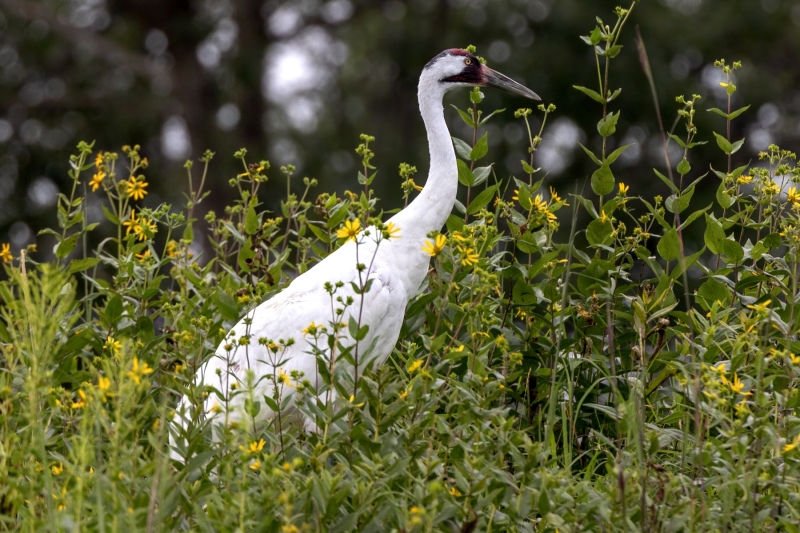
[386, 77, 456, 293]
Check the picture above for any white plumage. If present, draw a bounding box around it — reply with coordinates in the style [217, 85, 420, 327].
[171, 49, 539, 457]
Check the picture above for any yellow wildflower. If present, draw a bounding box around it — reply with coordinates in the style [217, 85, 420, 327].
[763, 181, 780, 196]
[51, 462, 63, 476]
[278, 368, 294, 387]
[449, 486, 462, 497]
[789, 353, 800, 365]
[531, 194, 547, 212]
[71, 389, 87, 409]
[408, 359, 423, 373]
[457, 246, 479, 266]
[210, 401, 222, 413]
[165, 240, 178, 257]
[421, 234, 446, 256]
[104, 336, 121, 355]
[407, 178, 423, 191]
[301, 322, 319, 336]
[89, 171, 106, 192]
[126, 177, 148, 200]
[281, 526, 299, 533]
[135, 248, 151, 261]
[598, 211, 609, 224]
[98, 376, 110, 391]
[784, 434, 800, 453]
[618, 182, 629, 195]
[95, 152, 104, 169]
[0, 243, 12, 263]
[337, 219, 361, 242]
[127, 357, 154, 385]
[384, 221, 401, 240]
[123, 210, 139, 236]
[240, 439, 266, 454]
[719, 82, 729, 88]
[746, 300, 771, 314]
[788, 187, 800, 205]
[249, 460, 261, 470]
[727, 373, 751, 396]
[737, 175, 752, 184]
[550, 186, 568, 205]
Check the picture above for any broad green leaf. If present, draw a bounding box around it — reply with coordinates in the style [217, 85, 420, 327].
[657, 229, 680, 261]
[457, 159, 475, 187]
[467, 182, 501, 214]
[721, 239, 744, 263]
[473, 165, 492, 186]
[716, 182, 735, 209]
[703, 215, 726, 255]
[470, 132, 489, 161]
[676, 158, 691, 176]
[597, 111, 620, 137]
[244, 205, 259, 234]
[665, 185, 694, 214]
[591, 163, 614, 196]
[587, 219, 613, 246]
[450, 104, 475, 128]
[452, 137, 472, 160]
[713, 131, 733, 154]
[697, 278, 729, 310]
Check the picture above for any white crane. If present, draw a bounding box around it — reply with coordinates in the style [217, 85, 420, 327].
[171, 49, 539, 459]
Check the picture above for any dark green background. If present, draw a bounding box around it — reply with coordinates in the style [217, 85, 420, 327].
[1, 0, 798, 258]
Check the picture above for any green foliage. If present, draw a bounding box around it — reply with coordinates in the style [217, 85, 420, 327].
[4, 5, 800, 532]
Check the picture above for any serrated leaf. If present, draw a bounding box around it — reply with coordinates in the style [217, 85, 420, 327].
[573, 85, 605, 104]
[591, 163, 614, 196]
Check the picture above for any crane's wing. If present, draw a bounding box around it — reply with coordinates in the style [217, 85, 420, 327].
[184, 249, 408, 428]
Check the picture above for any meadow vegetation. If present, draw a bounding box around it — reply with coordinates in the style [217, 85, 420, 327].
[3, 3, 800, 531]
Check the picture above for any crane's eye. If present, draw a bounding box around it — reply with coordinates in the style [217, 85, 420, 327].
[464, 58, 472, 66]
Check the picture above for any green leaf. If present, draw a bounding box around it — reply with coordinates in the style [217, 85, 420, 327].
[67, 257, 100, 274]
[102, 204, 120, 225]
[467, 183, 501, 215]
[573, 85, 605, 104]
[728, 105, 750, 120]
[721, 239, 744, 263]
[730, 138, 745, 154]
[450, 104, 475, 128]
[604, 44, 623, 58]
[597, 111, 620, 137]
[589, 27, 602, 45]
[657, 229, 681, 261]
[587, 219, 613, 246]
[452, 137, 472, 160]
[703, 215, 726, 255]
[478, 108, 505, 125]
[606, 144, 632, 165]
[665, 185, 694, 214]
[591, 163, 614, 196]
[578, 142, 602, 166]
[716, 182, 735, 209]
[182, 222, 194, 243]
[470, 132, 489, 161]
[697, 278, 730, 310]
[676, 158, 691, 176]
[457, 159, 475, 187]
[606, 88, 621, 102]
[244, 205, 259, 234]
[668, 133, 686, 148]
[763, 233, 782, 249]
[55, 234, 79, 259]
[473, 165, 492, 186]
[713, 131, 733, 154]
[653, 169, 679, 193]
[105, 295, 123, 326]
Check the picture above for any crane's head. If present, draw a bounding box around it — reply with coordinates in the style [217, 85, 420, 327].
[423, 48, 540, 100]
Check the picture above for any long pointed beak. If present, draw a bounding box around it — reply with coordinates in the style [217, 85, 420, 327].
[482, 66, 541, 101]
